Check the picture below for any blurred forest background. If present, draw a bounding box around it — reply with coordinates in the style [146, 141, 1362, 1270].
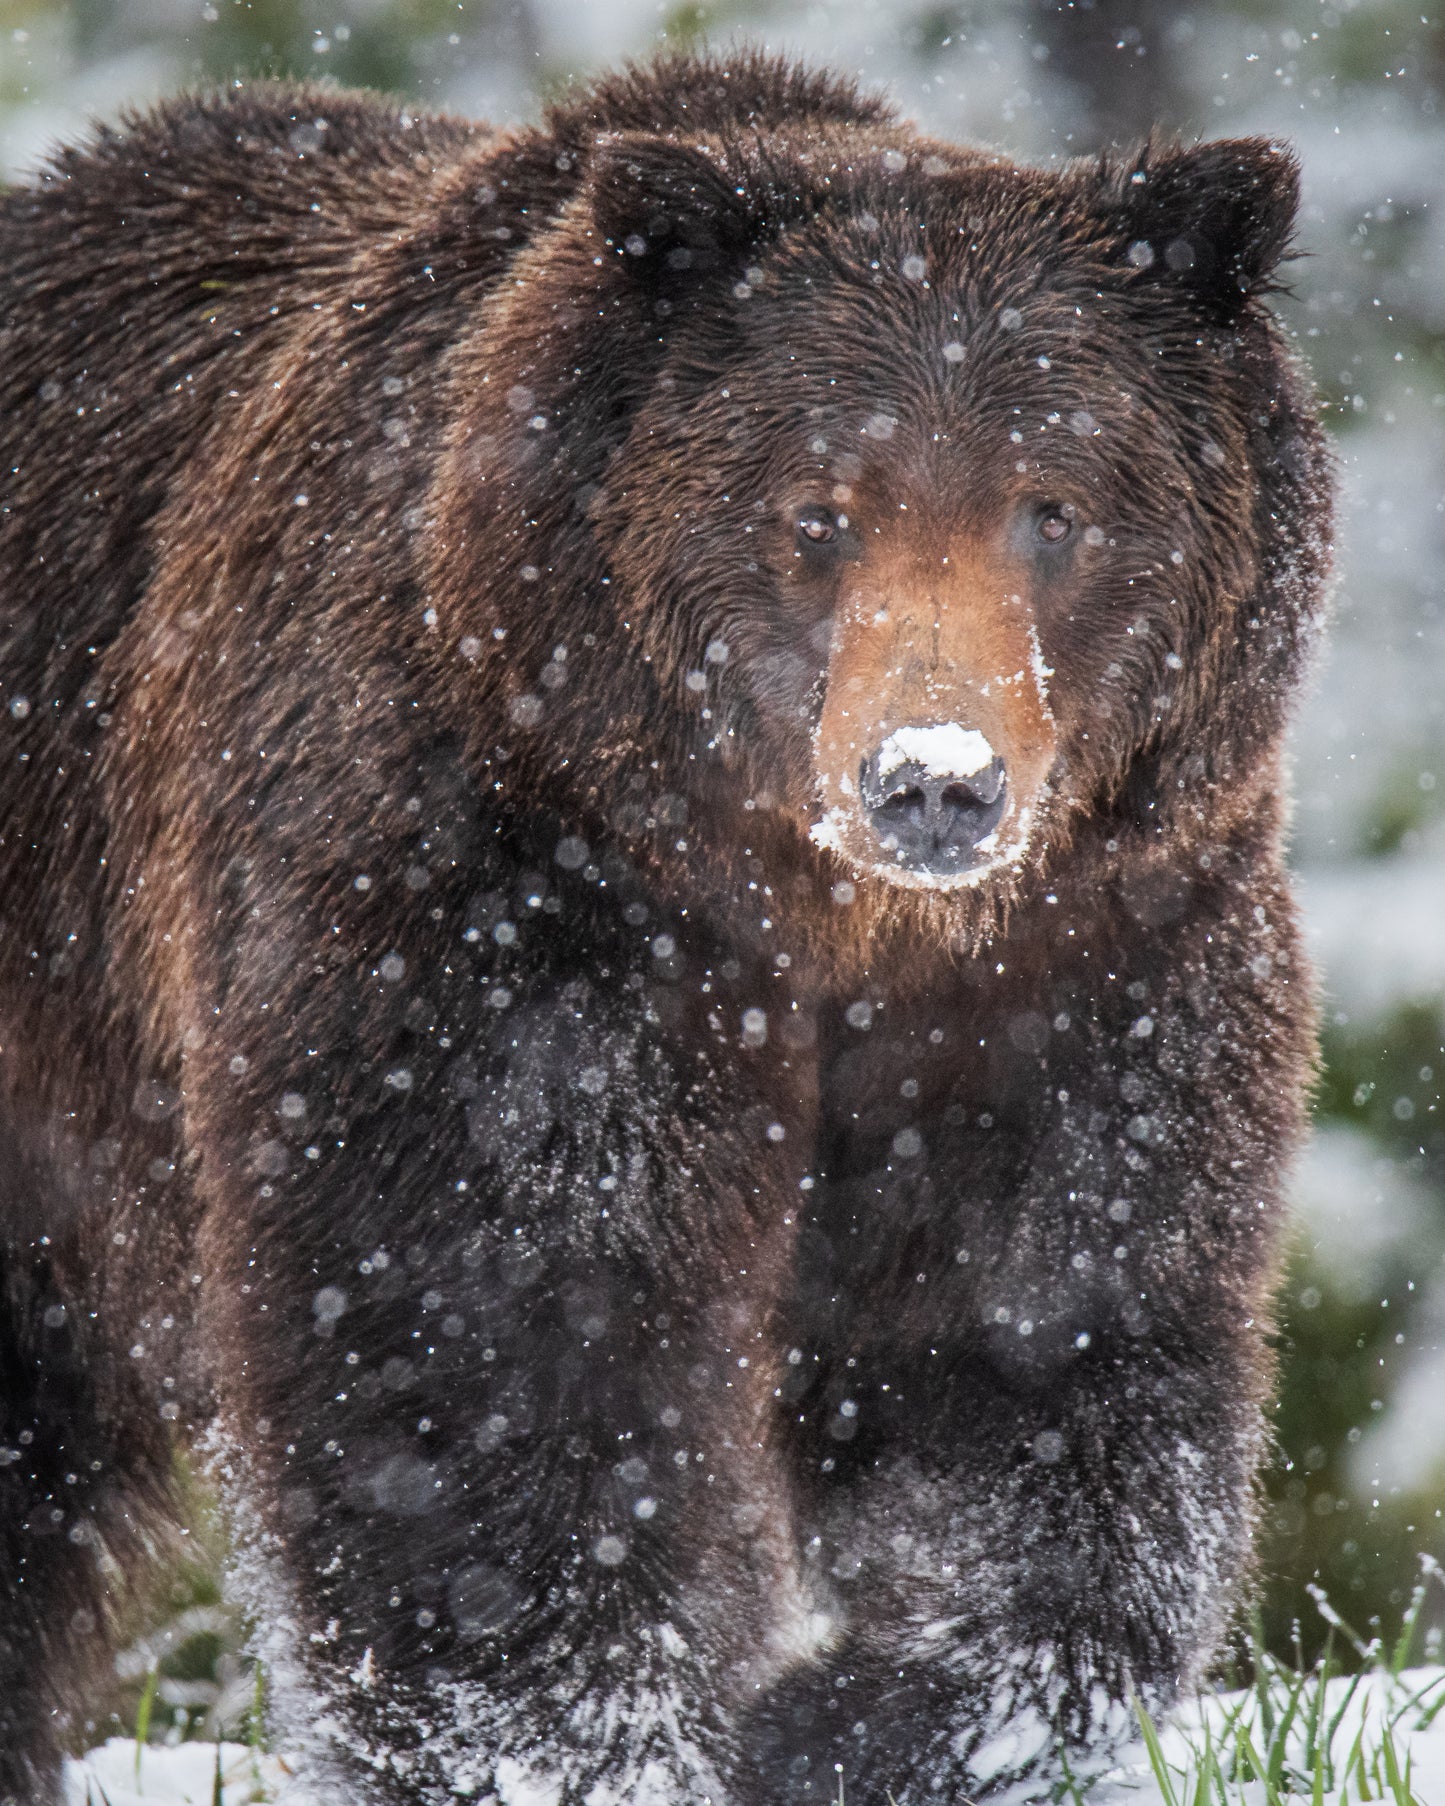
[2, 0, 1443, 1754]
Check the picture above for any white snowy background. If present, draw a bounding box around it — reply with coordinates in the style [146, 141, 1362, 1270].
[1, 0, 1441, 1785]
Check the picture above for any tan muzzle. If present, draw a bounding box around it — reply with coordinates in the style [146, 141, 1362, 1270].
[809, 543, 1057, 890]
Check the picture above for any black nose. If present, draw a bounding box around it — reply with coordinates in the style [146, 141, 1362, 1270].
[859, 750, 1007, 874]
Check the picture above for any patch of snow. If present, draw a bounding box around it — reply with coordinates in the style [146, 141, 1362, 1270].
[966, 1705, 1058, 1784]
[808, 806, 849, 854]
[195, 1419, 352, 1788]
[495, 1753, 564, 1806]
[877, 722, 996, 783]
[1027, 622, 1057, 700]
[64, 1739, 304, 1806]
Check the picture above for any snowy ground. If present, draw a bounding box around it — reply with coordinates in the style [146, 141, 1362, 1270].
[65, 1667, 1445, 1805]
[1095, 1666, 1445, 1805]
[65, 1737, 288, 1806]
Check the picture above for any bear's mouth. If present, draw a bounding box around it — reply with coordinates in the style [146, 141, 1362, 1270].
[808, 796, 1037, 893]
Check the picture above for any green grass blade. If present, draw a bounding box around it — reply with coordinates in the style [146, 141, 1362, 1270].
[1265, 1666, 1309, 1789]
[1250, 1612, 1278, 1747]
[1348, 1711, 1374, 1803]
[1235, 1723, 1286, 1806]
[1203, 1691, 1251, 1788]
[1056, 1738, 1087, 1806]
[248, 1657, 268, 1779]
[1304, 1627, 1333, 1783]
[1391, 1577, 1429, 1678]
[134, 1662, 159, 1779]
[1307, 1582, 1377, 1666]
[1103, 1587, 1440, 1806]
[1326, 1667, 1369, 1771]
[1134, 1696, 1182, 1806]
[1412, 1675, 1445, 1730]
[1379, 1717, 1421, 1806]
[1189, 1720, 1220, 1806]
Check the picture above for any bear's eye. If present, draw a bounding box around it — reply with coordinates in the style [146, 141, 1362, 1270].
[796, 511, 839, 547]
[1036, 508, 1073, 546]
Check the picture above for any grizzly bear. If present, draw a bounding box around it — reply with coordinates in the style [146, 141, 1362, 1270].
[0, 49, 1330, 1806]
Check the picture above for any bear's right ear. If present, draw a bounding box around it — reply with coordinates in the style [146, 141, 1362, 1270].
[1104, 136, 1300, 321]
[585, 133, 764, 293]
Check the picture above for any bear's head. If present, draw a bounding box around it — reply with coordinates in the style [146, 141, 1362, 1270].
[433, 85, 1330, 946]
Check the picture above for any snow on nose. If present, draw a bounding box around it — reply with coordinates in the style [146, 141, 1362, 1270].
[876, 724, 998, 790]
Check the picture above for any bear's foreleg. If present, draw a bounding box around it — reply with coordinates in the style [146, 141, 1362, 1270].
[740, 945, 1294, 1803]
[193, 947, 809, 1805]
[739, 1324, 1265, 1801]
[0, 1231, 178, 1806]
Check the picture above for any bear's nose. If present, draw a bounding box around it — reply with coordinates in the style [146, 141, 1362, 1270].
[859, 725, 1007, 874]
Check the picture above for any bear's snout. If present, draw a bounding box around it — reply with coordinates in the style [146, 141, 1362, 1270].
[809, 538, 1058, 892]
[860, 726, 1007, 874]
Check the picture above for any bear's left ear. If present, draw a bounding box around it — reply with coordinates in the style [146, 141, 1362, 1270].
[1104, 137, 1300, 320]
[586, 132, 771, 294]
